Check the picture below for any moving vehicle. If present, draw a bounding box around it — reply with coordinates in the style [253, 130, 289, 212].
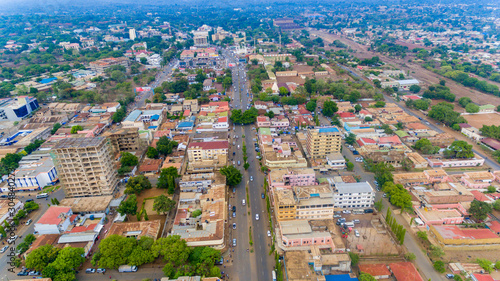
[26, 219, 32, 225]
[118, 265, 138, 273]
[238, 161, 241, 166]
[242, 199, 246, 206]
[255, 214, 259, 220]
[36, 193, 48, 199]
[8, 235, 18, 243]
[85, 269, 95, 274]
[267, 230, 272, 237]
[25, 199, 33, 202]
[261, 193, 265, 199]
[232, 206, 236, 212]
[232, 239, 237, 247]
[232, 223, 236, 229]
[0, 245, 8, 253]
[250, 176, 253, 181]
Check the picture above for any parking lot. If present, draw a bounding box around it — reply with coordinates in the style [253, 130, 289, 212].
[336, 213, 400, 256]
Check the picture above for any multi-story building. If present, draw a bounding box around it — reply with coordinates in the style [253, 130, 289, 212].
[333, 182, 375, 209]
[89, 57, 129, 73]
[103, 127, 140, 155]
[0, 96, 40, 121]
[186, 141, 228, 173]
[34, 206, 74, 234]
[268, 168, 317, 189]
[129, 28, 137, 40]
[306, 127, 342, 159]
[14, 155, 58, 191]
[183, 99, 199, 113]
[272, 184, 334, 221]
[52, 137, 119, 197]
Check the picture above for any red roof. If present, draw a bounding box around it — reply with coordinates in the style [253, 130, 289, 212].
[183, 109, 191, 116]
[154, 130, 171, 139]
[470, 190, 493, 202]
[389, 262, 424, 281]
[338, 112, 356, 118]
[257, 116, 269, 122]
[188, 141, 229, 150]
[37, 206, 72, 225]
[487, 221, 500, 234]
[404, 95, 422, 100]
[69, 223, 98, 233]
[472, 274, 495, 281]
[434, 225, 499, 239]
[298, 108, 310, 115]
[139, 159, 163, 173]
[482, 138, 500, 150]
[218, 116, 228, 123]
[208, 101, 229, 107]
[359, 264, 391, 277]
[379, 135, 402, 145]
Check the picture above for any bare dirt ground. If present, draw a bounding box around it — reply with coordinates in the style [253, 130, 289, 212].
[463, 113, 500, 128]
[127, 188, 170, 228]
[311, 29, 500, 106]
[443, 249, 500, 264]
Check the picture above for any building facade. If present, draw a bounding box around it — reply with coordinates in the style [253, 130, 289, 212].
[52, 137, 119, 197]
[0, 96, 40, 121]
[306, 127, 342, 159]
[333, 182, 375, 209]
[103, 127, 140, 155]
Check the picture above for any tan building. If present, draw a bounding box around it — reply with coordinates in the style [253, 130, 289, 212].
[273, 184, 334, 221]
[183, 99, 199, 113]
[103, 127, 140, 155]
[89, 57, 129, 73]
[53, 137, 119, 197]
[306, 127, 342, 159]
[186, 141, 228, 173]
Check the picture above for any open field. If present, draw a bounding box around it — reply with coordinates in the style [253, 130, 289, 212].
[464, 113, 500, 128]
[311, 29, 500, 106]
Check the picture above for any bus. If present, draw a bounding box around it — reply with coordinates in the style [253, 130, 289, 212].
[36, 193, 48, 199]
[272, 270, 276, 281]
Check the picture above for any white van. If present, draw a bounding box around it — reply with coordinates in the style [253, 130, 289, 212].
[242, 199, 246, 206]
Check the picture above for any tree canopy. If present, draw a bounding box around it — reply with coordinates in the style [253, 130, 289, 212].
[153, 194, 176, 215]
[220, 166, 243, 187]
[468, 200, 492, 221]
[124, 175, 152, 195]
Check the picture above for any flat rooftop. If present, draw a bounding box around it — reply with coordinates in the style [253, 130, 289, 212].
[59, 196, 113, 213]
[54, 137, 105, 149]
[280, 220, 312, 235]
[433, 225, 499, 240]
[335, 182, 373, 194]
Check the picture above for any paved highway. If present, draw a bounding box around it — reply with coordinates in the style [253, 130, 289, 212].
[2, 188, 65, 280]
[223, 49, 274, 281]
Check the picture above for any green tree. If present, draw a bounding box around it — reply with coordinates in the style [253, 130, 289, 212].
[157, 136, 177, 156]
[458, 97, 472, 108]
[128, 237, 155, 266]
[444, 140, 474, 159]
[153, 194, 176, 215]
[359, 273, 377, 281]
[24, 201, 40, 213]
[372, 162, 394, 187]
[493, 200, 500, 211]
[220, 166, 243, 186]
[476, 258, 493, 273]
[348, 252, 359, 266]
[433, 261, 446, 273]
[409, 84, 421, 93]
[140, 57, 147, 65]
[345, 133, 356, 145]
[51, 123, 62, 134]
[96, 235, 136, 269]
[405, 252, 416, 261]
[146, 146, 159, 159]
[120, 152, 138, 167]
[354, 104, 362, 112]
[306, 101, 316, 112]
[322, 101, 338, 117]
[124, 175, 152, 195]
[25, 245, 60, 271]
[279, 87, 289, 96]
[70, 125, 83, 134]
[468, 200, 492, 221]
[374, 101, 386, 108]
[465, 102, 480, 113]
[152, 235, 190, 267]
[117, 194, 138, 216]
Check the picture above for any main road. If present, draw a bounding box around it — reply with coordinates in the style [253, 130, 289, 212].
[223, 49, 274, 281]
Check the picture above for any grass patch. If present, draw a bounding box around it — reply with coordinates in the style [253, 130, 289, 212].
[249, 226, 253, 246]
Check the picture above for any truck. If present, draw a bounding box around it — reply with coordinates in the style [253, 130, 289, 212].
[118, 265, 138, 273]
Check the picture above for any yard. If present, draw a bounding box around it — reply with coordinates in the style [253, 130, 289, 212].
[463, 113, 500, 128]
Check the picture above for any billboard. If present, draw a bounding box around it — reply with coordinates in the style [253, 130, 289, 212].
[135, 87, 152, 92]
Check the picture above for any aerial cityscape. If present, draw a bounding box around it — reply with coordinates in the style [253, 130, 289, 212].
[1, 0, 500, 280]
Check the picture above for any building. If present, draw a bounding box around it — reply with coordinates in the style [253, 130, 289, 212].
[461, 171, 494, 189]
[183, 99, 199, 113]
[396, 79, 419, 91]
[306, 127, 342, 159]
[52, 137, 119, 197]
[107, 220, 161, 240]
[34, 206, 74, 234]
[13, 155, 58, 191]
[430, 225, 500, 250]
[122, 109, 164, 130]
[59, 195, 113, 214]
[427, 154, 485, 168]
[333, 182, 375, 209]
[461, 126, 484, 142]
[268, 168, 317, 189]
[359, 264, 392, 279]
[103, 127, 140, 155]
[389, 262, 424, 281]
[186, 141, 228, 173]
[129, 28, 137, 40]
[0, 96, 40, 121]
[272, 184, 334, 221]
[326, 152, 346, 170]
[89, 57, 129, 73]
[279, 220, 334, 249]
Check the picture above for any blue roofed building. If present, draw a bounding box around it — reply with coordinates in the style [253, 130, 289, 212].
[40, 77, 58, 84]
[306, 127, 342, 159]
[0, 96, 40, 121]
[325, 274, 359, 281]
[122, 109, 164, 130]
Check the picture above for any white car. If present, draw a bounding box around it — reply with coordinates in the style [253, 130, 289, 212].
[354, 230, 360, 237]
[0, 245, 8, 253]
[342, 210, 351, 214]
[267, 230, 271, 237]
[250, 176, 253, 181]
[255, 214, 259, 220]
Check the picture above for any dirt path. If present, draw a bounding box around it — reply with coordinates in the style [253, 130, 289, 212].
[311, 29, 500, 106]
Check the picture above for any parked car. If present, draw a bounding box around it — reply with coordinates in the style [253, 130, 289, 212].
[354, 230, 360, 237]
[342, 210, 351, 214]
[232, 212, 236, 218]
[96, 268, 106, 273]
[267, 230, 271, 237]
[17, 270, 28, 276]
[261, 193, 265, 199]
[232, 223, 236, 229]
[333, 215, 341, 218]
[353, 219, 360, 224]
[446, 274, 455, 279]
[232, 239, 237, 247]
[232, 206, 236, 212]
[85, 269, 95, 274]
[28, 271, 40, 276]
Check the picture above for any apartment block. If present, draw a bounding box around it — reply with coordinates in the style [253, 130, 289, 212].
[89, 57, 129, 73]
[306, 127, 342, 159]
[103, 127, 140, 155]
[333, 182, 375, 209]
[53, 137, 119, 197]
[186, 141, 228, 173]
[268, 168, 317, 189]
[272, 184, 334, 221]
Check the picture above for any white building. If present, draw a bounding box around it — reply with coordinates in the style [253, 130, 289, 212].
[0, 96, 40, 121]
[34, 206, 74, 234]
[13, 155, 58, 192]
[0, 199, 24, 227]
[129, 29, 137, 40]
[326, 152, 346, 170]
[333, 182, 375, 209]
[397, 79, 419, 91]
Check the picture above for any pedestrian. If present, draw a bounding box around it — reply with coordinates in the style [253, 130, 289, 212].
[109, 276, 111, 279]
